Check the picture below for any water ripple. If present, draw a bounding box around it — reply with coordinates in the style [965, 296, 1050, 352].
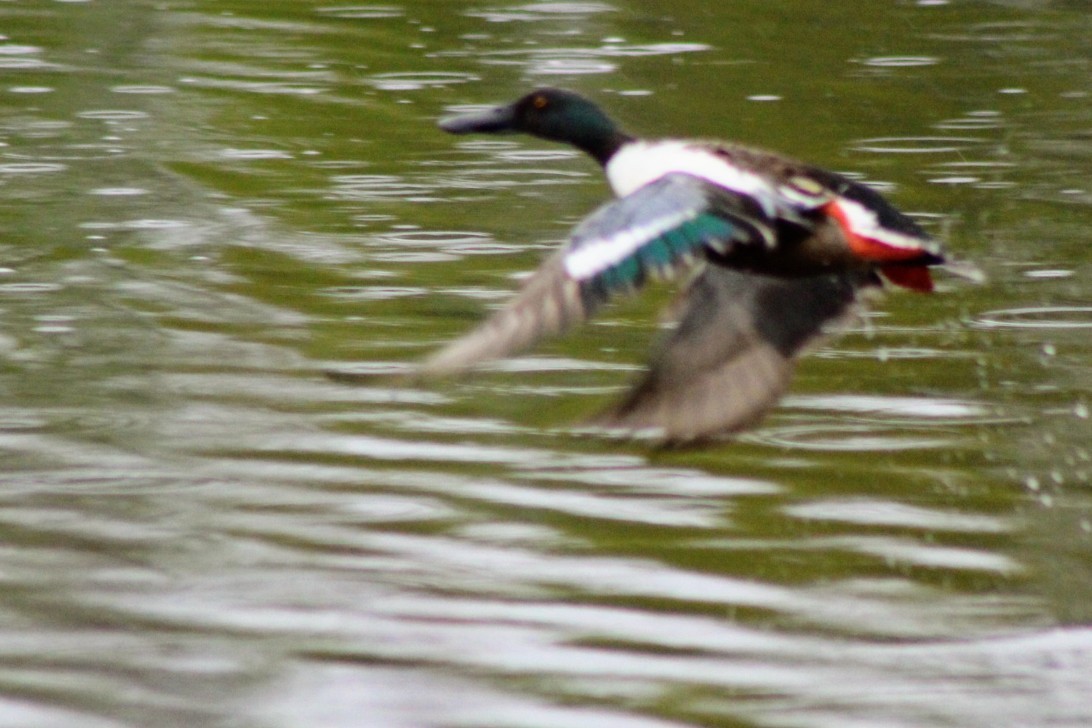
[0, 410, 47, 431]
[933, 111, 1006, 131]
[110, 85, 176, 95]
[318, 285, 428, 301]
[370, 250, 454, 263]
[851, 136, 988, 154]
[598, 42, 710, 57]
[88, 187, 150, 197]
[0, 44, 42, 55]
[927, 21, 1056, 44]
[338, 493, 458, 524]
[974, 306, 1092, 330]
[454, 480, 727, 528]
[860, 56, 940, 67]
[367, 71, 478, 91]
[0, 57, 53, 70]
[848, 537, 1023, 573]
[1023, 269, 1073, 280]
[468, 2, 615, 22]
[328, 174, 438, 201]
[314, 5, 405, 20]
[374, 229, 512, 255]
[0, 282, 63, 295]
[785, 394, 993, 422]
[433, 167, 587, 192]
[76, 109, 150, 121]
[180, 77, 327, 96]
[476, 42, 709, 76]
[785, 498, 1012, 533]
[748, 424, 961, 451]
[79, 218, 190, 231]
[525, 58, 617, 75]
[0, 162, 67, 174]
[219, 148, 294, 160]
[528, 467, 780, 497]
[495, 148, 580, 162]
[248, 431, 564, 466]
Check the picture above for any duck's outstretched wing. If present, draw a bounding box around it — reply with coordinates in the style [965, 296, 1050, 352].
[420, 252, 586, 375]
[422, 173, 782, 374]
[592, 266, 878, 443]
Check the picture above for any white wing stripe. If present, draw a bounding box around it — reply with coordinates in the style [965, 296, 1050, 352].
[563, 209, 696, 280]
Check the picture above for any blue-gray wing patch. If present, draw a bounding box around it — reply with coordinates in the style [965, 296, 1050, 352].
[564, 173, 776, 306]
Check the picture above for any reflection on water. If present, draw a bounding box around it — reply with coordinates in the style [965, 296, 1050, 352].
[0, 1, 1090, 727]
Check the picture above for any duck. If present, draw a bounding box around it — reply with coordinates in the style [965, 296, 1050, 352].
[421, 88, 973, 443]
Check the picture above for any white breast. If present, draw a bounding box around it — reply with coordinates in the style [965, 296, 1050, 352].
[605, 140, 778, 215]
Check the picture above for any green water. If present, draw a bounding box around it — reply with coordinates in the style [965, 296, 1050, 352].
[0, 1, 1089, 726]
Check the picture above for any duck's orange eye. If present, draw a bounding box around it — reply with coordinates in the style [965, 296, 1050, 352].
[532, 95, 548, 110]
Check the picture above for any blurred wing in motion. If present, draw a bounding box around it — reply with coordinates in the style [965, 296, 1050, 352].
[592, 266, 878, 443]
[422, 173, 780, 375]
